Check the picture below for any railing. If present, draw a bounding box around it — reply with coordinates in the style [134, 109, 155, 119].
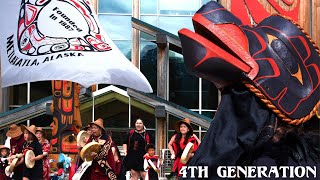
[159, 149, 174, 179]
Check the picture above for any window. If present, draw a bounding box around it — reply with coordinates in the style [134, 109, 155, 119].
[98, 0, 132, 14]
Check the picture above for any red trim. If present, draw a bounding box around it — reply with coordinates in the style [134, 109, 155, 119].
[266, 0, 299, 22]
[231, 0, 250, 25]
[244, 0, 271, 24]
[179, 28, 251, 73]
[253, 58, 281, 83]
[199, 8, 226, 15]
[25, 5, 38, 26]
[192, 14, 258, 78]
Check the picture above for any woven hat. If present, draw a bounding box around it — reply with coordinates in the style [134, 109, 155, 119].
[0, 145, 9, 151]
[176, 118, 193, 134]
[6, 124, 23, 138]
[89, 118, 105, 131]
[36, 127, 45, 136]
[21, 125, 37, 138]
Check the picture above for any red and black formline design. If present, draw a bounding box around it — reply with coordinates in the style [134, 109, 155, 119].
[17, 0, 111, 56]
[178, 1, 319, 124]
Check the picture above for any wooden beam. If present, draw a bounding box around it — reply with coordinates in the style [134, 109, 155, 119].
[90, 0, 97, 13]
[156, 34, 169, 100]
[312, 0, 320, 47]
[132, 0, 140, 68]
[131, 18, 182, 53]
[156, 34, 169, 153]
[127, 89, 211, 128]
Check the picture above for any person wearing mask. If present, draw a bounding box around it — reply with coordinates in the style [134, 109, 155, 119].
[123, 119, 150, 180]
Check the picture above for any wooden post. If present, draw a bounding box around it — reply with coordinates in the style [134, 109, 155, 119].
[156, 34, 169, 154]
[132, 0, 140, 68]
[91, 0, 97, 13]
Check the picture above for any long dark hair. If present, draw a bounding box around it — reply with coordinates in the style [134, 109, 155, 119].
[175, 122, 193, 145]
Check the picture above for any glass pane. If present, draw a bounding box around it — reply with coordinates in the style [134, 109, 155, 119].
[82, 100, 130, 128]
[10, 84, 27, 105]
[202, 79, 219, 109]
[99, 15, 132, 40]
[141, 16, 194, 35]
[201, 111, 215, 119]
[81, 108, 93, 125]
[98, 84, 111, 90]
[201, 132, 207, 140]
[130, 106, 155, 129]
[114, 40, 132, 60]
[202, 0, 214, 5]
[159, 0, 199, 15]
[98, 0, 132, 14]
[140, 15, 159, 28]
[158, 16, 194, 35]
[169, 51, 199, 109]
[191, 123, 199, 131]
[30, 81, 52, 102]
[140, 41, 157, 94]
[97, 84, 127, 91]
[141, 0, 157, 14]
[105, 130, 129, 146]
[168, 114, 182, 131]
[141, 32, 156, 41]
[30, 114, 53, 130]
[168, 131, 176, 142]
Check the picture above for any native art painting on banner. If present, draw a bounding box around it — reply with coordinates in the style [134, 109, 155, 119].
[0, 0, 152, 93]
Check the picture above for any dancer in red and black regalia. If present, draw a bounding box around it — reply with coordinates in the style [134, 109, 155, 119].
[0, 145, 10, 180]
[123, 118, 150, 180]
[143, 144, 160, 180]
[81, 118, 117, 180]
[21, 125, 43, 180]
[177, 1, 320, 179]
[36, 127, 51, 180]
[168, 118, 199, 178]
[7, 124, 25, 180]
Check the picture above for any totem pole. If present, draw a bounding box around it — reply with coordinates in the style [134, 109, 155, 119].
[220, 0, 320, 46]
[50, 80, 82, 153]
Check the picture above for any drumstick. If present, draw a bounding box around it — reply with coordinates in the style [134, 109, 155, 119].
[11, 153, 23, 159]
[147, 159, 158, 171]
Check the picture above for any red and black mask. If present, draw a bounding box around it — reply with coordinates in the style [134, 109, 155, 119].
[178, 2, 319, 124]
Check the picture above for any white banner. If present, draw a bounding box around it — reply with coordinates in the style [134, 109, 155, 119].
[0, 0, 152, 93]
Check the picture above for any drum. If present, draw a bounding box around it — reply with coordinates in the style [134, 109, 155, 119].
[25, 150, 35, 168]
[77, 130, 90, 147]
[72, 160, 92, 180]
[5, 158, 18, 176]
[80, 141, 101, 161]
[180, 142, 194, 164]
